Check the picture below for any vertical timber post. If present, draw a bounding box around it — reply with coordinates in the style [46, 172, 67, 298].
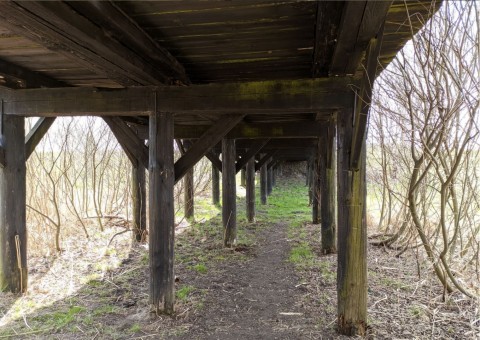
[308, 158, 314, 204]
[312, 154, 320, 224]
[246, 158, 255, 222]
[240, 167, 246, 187]
[184, 167, 194, 220]
[149, 111, 175, 314]
[260, 162, 267, 205]
[212, 159, 220, 206]
[222, 139, 236, 247]
[337, 107, 367, 335]
[267, 164, 273, 196]
[0, 115, 26, 293]
[320, 129, 336, 254]
[132, 163, 146, 242]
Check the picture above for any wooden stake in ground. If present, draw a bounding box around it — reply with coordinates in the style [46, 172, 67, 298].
[222, 138, 236, 247]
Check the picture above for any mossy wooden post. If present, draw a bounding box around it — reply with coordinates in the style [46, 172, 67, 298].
[260, 161, 267, 205]
[320, 130, 336, 254]
[337, 107, 367, 335]
[312, 154, 320, 224]
[246, 158, 255, 222]
[184, 167, 194, 220]
[132, 164, 146, 242]
[222, 139, 236, 247]
[0, 115, 27, 293]
[149, 111, 175, 314]
[240, 167, 246, 187]
[212, 158, 220, 206]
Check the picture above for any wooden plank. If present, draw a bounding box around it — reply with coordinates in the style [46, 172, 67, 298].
[337, 107, 367, 336]
[235, 139, 270, 173]
[312, 154, 320, 224]
[132, 164, 147, 242]
[103, 117, 149, 169]
[24, 117, 56, 160]
[179, 140, 195, 220]
[205, 150, 222, 172]
[246, 158, 255, 223]
[174, 115, 244, 184]
[222, 139, 236, 247]
[0, 58, 68, 89]
[267, 166, 273, 196]
[350, 25, 385, 170]
[0, 115, 26, 293]
[3, 79, 356, 117]
[0, 1, 188, 86]
[149, 111, 175, 314]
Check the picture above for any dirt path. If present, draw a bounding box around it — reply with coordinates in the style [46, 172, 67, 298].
[175, 222, 318, 340]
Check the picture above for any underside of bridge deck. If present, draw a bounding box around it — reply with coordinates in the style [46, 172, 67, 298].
[0, 0, 440, 336]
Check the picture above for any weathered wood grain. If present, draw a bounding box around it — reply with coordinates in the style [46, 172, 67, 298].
[222, 139, 236, 247]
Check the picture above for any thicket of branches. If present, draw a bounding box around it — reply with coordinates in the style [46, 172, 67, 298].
[368, 1, 480, 297]
[26, 117, 212, 255]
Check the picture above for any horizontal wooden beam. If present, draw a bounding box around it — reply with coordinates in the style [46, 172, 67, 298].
[131, 121, 326, 140]
[0, 58, 68, 89]
[3, 79, 355, 117]
[215, 139, 318, 152]
[255, 151, 278, 172]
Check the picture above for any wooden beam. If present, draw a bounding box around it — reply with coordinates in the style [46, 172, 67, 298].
[212, 159, 220, 206]
[246, 158, 255, 223]
[312, 155, 320, 224]
[149, 111, 175, 314]
[330, 1, 391, 75]
[25, 117, 56, 160]
[255, 151, 278, 172]
[132, 164, 146, 242]
[260, 162, 268, 205]
[179, 140, 194, 220]
[222, 139, 236, 248]
[320, 132, 336, 254]
[205, 150, 222, 173]
[0, 1, 188, 86]
[267, 167, 273, 196]
[313, 2, 345, 77]
[133, 121, 327, 140]
[337, 107, 367, 336]
[103, 117, 149, 169]
[0, 115, 26, 293]
[0, 58, 68, 89]
[174, 115, 244, 184]
[235, 139, 270, 173]
[4, 79, 355, 117]
[350, 25, 385, 170]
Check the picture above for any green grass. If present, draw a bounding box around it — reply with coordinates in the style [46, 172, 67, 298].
[176, 285, 195, 301]
[192, 263, 208, 274]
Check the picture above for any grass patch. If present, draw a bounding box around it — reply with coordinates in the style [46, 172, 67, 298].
[192, 263, 208, 274]
[176, 285, 195, 301]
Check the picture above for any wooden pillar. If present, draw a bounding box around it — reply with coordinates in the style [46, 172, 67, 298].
[312, 154, 320, 224]
[267, 164, 273, 196]
[240, 167, 246, 187]
[337, 108, 367, 335]
[0, 115, 26, 293]
[212, 161, 220, 206]
[184, 167, 194, 220]
[260, 162, 267, 205]
[222, 139, 236, 247]
[246, 158, 255, 223]
[132, 164, 146, 242]
[149, 111, 175, 314]
[320, 132, 336, 254]
[308, 158, 314, 204]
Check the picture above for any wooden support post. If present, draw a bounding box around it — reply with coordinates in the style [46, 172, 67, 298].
[272, 165, 276, 187]
[260, 162, 268, 205]
[246, 158, 256, 223]
[308, 158, 314, 205]
[149, 111, 175, 314]
[312, 155, 320, 224]
[212, 159, 220, 206]
[0, 115, 27, 293]
[267, 165, 273, 196]
[184, 167, 194, 220]
[240, 167, 246, 187]
[132, 163, 146, 242]
[337, 107, 367, 335]
[320, 128, 337, 254]
[222, 139, 236, 247]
